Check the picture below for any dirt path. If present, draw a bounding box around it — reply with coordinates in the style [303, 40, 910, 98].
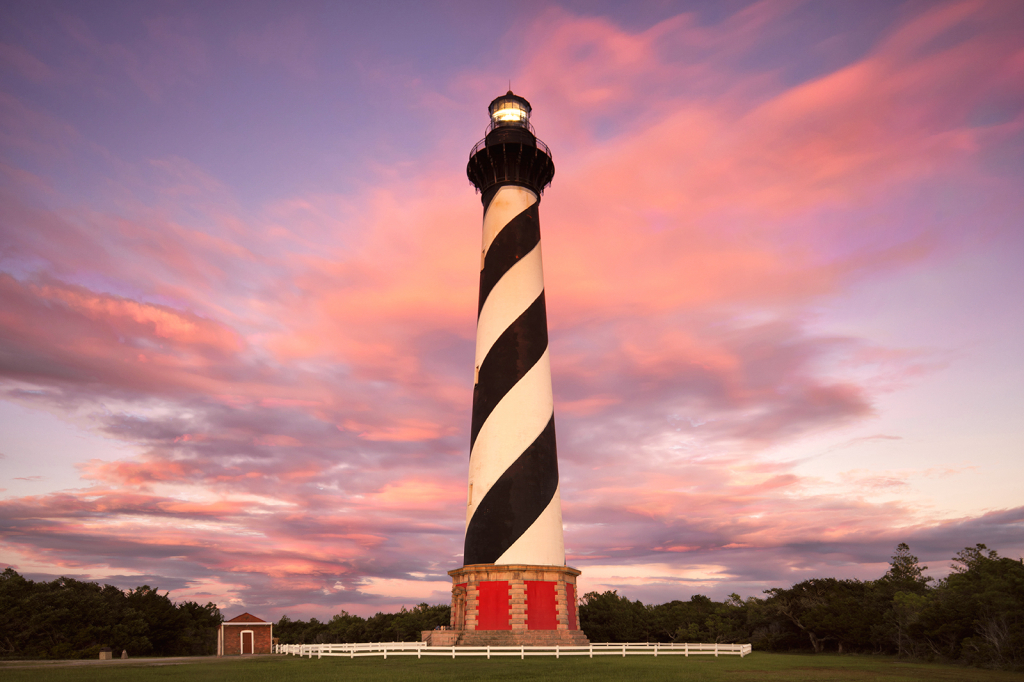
[0, 654, 284, 670]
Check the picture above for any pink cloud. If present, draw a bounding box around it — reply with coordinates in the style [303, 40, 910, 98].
[508, 0, 1023, 328]
[254, 435, 303, 447]
[0, 274, 246, 396]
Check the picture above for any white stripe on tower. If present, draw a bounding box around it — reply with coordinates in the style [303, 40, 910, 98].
[481, 187, 534, 255]
[475, 241, 544, 362]
[464, 184, 564, 566]
[497, 489, 563, 564]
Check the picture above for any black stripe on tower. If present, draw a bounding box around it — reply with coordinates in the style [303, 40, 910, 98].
[477, 203, 540, 315]
[470, 291, 548, 449]
[464, 417, 558, 565]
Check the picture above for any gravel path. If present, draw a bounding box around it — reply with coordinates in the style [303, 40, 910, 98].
[0, 654, 284, 670]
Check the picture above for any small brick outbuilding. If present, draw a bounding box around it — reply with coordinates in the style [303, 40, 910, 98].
[218, 612, 273, 655]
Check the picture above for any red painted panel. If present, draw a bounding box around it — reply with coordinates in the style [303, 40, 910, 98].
[526, 580, 557, 630]
[566, 583, 578, 630]
[477, 581, 510, 630]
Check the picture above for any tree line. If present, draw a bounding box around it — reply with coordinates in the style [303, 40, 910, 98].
[0, 568, 221, 659]
[578, 544, 1022, 670]
[274, 603, 451, 645]
[274, 544, 1021, 671]
[3, 542, 1019, 669]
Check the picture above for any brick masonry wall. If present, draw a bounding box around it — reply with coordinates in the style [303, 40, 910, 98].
[510, 579, 527, 630]
[222, 624, 273, 655]
[555, 580, 569, 630]
[448, 564, 584, 636]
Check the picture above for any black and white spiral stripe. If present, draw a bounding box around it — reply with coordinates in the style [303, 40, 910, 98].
[464, 185, 564, 566]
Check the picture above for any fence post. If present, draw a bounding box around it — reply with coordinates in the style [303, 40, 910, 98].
[715, 642, 718, 657]
[654, 643, 657, 657]
[622, 643, 626, 657]
[589, 644, 593, 658]
[521, 645, 524, 660]
[685, 642, 688, 657]
[452, 646, 455, 659]
[556, 645, 559, 659]
[487, 646, 491, 660]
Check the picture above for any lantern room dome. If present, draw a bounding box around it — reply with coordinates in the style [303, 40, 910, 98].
[488, 91, 532, 129]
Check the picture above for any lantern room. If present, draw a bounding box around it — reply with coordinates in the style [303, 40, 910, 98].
[488, 91, 532, 130]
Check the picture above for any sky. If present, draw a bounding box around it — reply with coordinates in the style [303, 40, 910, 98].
[1, 0, 1021, 620]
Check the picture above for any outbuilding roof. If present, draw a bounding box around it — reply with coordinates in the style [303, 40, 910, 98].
[225, 612, 269, 624]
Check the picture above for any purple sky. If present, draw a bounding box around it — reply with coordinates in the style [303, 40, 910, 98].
[1, 0, 1022, 620]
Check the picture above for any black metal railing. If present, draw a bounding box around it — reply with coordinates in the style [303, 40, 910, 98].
[469, 135, 551, 160]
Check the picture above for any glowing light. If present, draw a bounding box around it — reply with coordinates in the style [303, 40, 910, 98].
[492, 106, 527, 123]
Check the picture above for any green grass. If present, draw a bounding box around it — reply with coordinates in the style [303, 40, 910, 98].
[1, 653, 1019, 682]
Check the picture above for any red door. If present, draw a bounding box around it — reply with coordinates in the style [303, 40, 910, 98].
[477, 581, 511, 630]
[526, 581, 557, 630]
[242, 631, 253, 654]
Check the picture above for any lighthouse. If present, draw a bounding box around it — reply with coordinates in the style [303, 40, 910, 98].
[446, 92, 588, 645]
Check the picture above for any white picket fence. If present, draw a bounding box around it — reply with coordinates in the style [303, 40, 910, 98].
[275, 641, 752, 659]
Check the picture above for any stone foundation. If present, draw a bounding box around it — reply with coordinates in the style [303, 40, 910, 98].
[421, 630, 460, 646]
[454, 629, 590, 646]
[422, 628, 589, 646]
[441, 564, 588, 646]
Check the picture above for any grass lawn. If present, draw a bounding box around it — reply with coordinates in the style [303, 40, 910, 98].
[1, 652, 1019, 682]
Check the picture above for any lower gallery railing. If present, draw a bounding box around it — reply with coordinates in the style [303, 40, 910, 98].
[274, 641, 752, 658]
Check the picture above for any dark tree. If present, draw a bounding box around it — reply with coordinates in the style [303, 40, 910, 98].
[0, 569, 221, 659]
[881, 543, 932, 595]
[764, 578, 875, 653]
[578, 591, 650, 642]
[875, 543, 933, 657]
[915, 545, 1024, 668]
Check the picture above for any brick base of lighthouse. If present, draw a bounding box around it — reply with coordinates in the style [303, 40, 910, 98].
[428, 564, 588, 646]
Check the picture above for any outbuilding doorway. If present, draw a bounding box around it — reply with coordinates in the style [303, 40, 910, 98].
[241, 631, 253, 655]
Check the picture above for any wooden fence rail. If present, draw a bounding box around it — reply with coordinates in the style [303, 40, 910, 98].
[275, 641, 752, 659]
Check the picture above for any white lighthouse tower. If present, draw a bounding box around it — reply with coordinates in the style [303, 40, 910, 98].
[447, 92, 587, 645]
